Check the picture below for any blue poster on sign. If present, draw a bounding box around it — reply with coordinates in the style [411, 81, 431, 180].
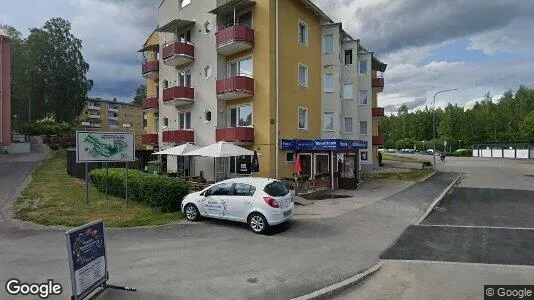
[66, 220, 108, 300]
[280, 139, 368, 151]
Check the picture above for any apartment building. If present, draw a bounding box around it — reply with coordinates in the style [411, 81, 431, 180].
[80, 98, 144, 148]
[0, 28, 11, 153]
[140, 0, 386, 187]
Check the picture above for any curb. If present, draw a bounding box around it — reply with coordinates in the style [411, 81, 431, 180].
[290, 262, 383, 300]
[414, 172, 463, 225]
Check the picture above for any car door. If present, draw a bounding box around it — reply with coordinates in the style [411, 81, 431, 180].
[226, 183, 256, 222]
[200, 182, 234, 219]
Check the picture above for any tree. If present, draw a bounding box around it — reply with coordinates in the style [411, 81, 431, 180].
[519, 112, 534, 141]
[132, 84, 146, 106]
[25, 18, 92, 122]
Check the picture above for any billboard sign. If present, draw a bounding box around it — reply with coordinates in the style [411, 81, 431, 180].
[66, 220, 108, 300]
[76, 131, 135, 163]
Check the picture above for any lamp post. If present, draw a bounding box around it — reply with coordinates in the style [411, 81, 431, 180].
[123, 123, 131, 206]
[433, 88, 458, 168]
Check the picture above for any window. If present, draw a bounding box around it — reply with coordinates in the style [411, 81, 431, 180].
[162, 117, 169, 128]
[360, 121, 368, 135]
[204, 110, 212, 122]
[264, 181, 289, 197]
[207, 182, 234, 196]
[234, 184, 256, 196]
[229, 105, 253, 127]
[344, 49, 353, 65]
[178, 70, 192, 87]
[179, 30, 191, 43]
[343, 83, 353, 100]
[203, 65, 213, 79]
[359, 90, 368, 105]
[359, 60, 368, 75]
[344, 117, 353, 133]
[324, 74, 334, 92]
[323, 34, 333, 54]
[229, 57, 253, 77]
[154, 114, 160, 132]
[360, 151, 368, 161]
[179, 111, 192, 130]
[162, 79, 169, 89]
[298, 64, 308, 88]
[180, 0, 191, 8]
[143, 117, 148, 129]
[230, 155, 252, 174]
[204, 20, 212, 34]
[315, 154, 329, 175]
[324, 112, 334, 131]
[298, 20, 308, 45]
[298, 107, 308, 130]
[285, 152, 295, 163]
[239, 11, 253, 26]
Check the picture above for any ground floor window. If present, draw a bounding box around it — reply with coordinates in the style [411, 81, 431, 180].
[298, 154, 312, 178]
[338, 154, 356, 178]
[360, 151, 368, 161]
[230, 155, 252, 174]
[314, 154, 329, 177]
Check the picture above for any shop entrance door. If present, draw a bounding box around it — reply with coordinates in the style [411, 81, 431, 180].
[337, 152, 359, 189]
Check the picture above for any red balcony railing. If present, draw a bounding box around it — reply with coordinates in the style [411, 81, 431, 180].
[216, 24, 254, 56]
[372, 77, 384, 88]
[142, 61, 159, 74]
[372, 135, 385, 146]
[162, 41, 195, 66]
[162, 86, 195, 105]
[372, 107, 385, 117]
[216, 127, 254, 143]
[216, 76, 254, 100]
[162, 130, 194, 143]
[142, 97, 159, 110]
[142, 134, 159, 145]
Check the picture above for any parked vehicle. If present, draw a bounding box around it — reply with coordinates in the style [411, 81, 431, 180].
[181, 177, 295, 234]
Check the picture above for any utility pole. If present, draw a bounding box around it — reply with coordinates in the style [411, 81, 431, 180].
[433, 88, 458, 168]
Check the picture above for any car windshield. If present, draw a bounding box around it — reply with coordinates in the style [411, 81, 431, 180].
[264, 181, 289, 197]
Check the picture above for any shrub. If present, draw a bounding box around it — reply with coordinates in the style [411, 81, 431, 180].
[446, 149, 472, 157]
[49, 143, 60, 150]
[90, 168, 189, 212]
[20, 121, 74, 136]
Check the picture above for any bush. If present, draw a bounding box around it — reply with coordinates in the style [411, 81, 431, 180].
[90, 168, 190, 212]
[446, 149, 472, 157]
[49, 143, 60, 150]
[20, 121, 74, 136]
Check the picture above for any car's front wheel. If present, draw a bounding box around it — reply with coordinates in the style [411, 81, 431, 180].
[184, 204, 200, 222]
[248, 213, 269, 234]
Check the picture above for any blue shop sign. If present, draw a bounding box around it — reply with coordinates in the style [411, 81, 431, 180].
[280, 139, 367, 151]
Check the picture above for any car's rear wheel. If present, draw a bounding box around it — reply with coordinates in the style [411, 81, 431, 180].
[248, 213, 269, 234]
[184, 204, 200, 222]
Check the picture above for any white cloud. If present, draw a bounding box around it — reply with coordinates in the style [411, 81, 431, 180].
[468, 17, 534, 54]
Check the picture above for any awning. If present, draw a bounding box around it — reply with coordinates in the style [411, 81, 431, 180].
[183, 141, 257, 158]
[372, 56, 387, 72]
[280, 139, 368, 151]
[153, 143, 199, 156]
[209, 0, 255, 15]
[157, 19, 195, 33]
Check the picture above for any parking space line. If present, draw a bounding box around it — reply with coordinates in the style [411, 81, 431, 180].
[416, 223, 534, 231]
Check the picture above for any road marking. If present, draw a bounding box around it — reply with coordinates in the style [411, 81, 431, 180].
[414, 172, 463, 225]
[380, 259, 534, 268]
[416, 223, 534, 231]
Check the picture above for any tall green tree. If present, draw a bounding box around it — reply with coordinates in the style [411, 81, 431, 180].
[132, 84, 146, 106]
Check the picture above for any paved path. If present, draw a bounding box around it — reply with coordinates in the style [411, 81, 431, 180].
[336, 155, 534, 300]
[0, 166, 457, 299]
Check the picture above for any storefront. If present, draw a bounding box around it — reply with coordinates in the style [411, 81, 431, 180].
[280, 139, 368, 190]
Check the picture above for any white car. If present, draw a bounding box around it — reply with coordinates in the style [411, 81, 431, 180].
[181, 177, 295, 234]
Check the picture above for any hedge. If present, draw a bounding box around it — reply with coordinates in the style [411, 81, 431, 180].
[90, 168, 190, 212]
[20, 121, 74, 136]
[445, 149, 472, 157]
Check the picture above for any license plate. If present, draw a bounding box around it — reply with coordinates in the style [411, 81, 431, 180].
[283, 209, 292, 217]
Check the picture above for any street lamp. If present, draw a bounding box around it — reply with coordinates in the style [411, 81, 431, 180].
[433, 88, 458, 168]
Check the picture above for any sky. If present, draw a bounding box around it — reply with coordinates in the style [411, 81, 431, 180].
[2, 0, 534, 112]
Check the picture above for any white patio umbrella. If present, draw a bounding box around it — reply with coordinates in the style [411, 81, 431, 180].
[153, 143, 199, 156]
[183, 142, 258, 181]
[182, 141, 255, 158]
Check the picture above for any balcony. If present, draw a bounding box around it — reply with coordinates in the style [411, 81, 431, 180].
[162, 41, 194, 67]
[163, 86, 195, 106]
[216, 127, 254, 144]
[142, 60, 159, 79]
[142, 134, 159, 145]
[216, 76, 254, 100]
[88, 105, 100, 111]
[372, 77, 384, 92]
[372, 135, 385, 146]
[108, 107, 119, 113]
[162, 130, 194, 144]
[372, 107, 385, 117]
[142, 97, 159, 112]
[108, 116, 118, 121]
[92, 124, 101, 128]
[216, 24, 254, 56]
[89, 114, 100, 119]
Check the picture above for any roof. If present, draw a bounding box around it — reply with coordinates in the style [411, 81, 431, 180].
[0, 28, 10, 38]
[88, 98, 140, 107]
[299, 0, 332, 22]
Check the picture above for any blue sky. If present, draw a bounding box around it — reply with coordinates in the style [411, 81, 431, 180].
[2, 0, 534, 112]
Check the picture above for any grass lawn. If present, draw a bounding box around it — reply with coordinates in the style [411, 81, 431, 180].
[14, 150, 182, 227]
[363, 169, 435, 182]
[382, 153, 428, 163]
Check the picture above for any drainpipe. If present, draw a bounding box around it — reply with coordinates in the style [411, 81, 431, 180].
[275, 0, 280, 178]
